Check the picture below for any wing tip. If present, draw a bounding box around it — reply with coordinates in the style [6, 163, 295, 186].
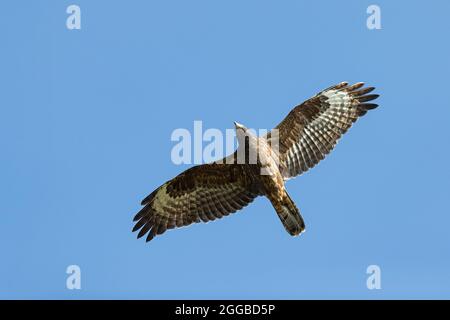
[358, 93, 380, 102]
[332, 81, 349, 90]
[359, 103, 379, 110]
[342, 82, 380, 114]
[145, 230, 156, 242]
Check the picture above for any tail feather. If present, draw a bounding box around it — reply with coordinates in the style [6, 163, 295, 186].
[273, 192, 305, 236]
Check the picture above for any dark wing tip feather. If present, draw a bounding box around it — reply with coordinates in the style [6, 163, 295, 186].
[344, 83, 380, 116]
[146, 229, 156, 242]
[136, 218, 153, 238]
[359, 103, 378, 110]
[132, 218, 145, 232]
[132, 203, 156, 241]
[345, 82, 364, 91]
[140, 189, 158, 206]
[358, 94, 379, 102]
[133, 199, 184, 243]
[353, 86, 375, 96]
[134, 219, 165, 243]
[133, 205, 147, 222]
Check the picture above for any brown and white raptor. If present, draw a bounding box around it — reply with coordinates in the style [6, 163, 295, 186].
[132, 82, 379, 242]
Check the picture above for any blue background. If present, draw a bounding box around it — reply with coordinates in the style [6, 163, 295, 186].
[1, 1, 449, 299]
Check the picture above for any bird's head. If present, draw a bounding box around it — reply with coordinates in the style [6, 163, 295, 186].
[234, 121, 257, 149]
[234, 121, 248, 133]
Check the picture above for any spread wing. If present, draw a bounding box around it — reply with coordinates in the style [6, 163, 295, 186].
[132, 162, 261, 242]
[268, 82, 379, 179]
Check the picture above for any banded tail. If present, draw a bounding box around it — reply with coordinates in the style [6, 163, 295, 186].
[272, 192, 305, 236]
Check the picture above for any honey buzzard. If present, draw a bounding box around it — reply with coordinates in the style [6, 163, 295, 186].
[133, 82, 379, 242]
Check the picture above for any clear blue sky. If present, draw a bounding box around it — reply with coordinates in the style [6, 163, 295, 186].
[1, 0, 450, 299]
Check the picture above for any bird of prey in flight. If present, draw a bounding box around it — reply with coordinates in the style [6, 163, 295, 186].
[133, 82, 379, 242]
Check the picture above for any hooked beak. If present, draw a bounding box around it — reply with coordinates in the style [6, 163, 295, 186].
[234, 121, 244, 130]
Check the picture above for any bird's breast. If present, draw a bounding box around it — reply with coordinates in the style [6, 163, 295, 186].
[255, 151, 285, 199]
